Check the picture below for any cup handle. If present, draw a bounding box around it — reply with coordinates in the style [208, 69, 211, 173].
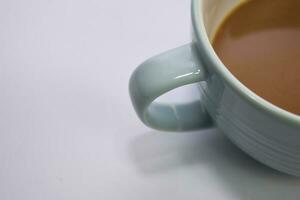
[129, 44, 212, 131]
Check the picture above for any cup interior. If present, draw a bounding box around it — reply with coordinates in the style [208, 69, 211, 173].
[202, 0, 245, 41]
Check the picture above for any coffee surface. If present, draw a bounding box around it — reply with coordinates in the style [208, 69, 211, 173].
[213, 0, 300, 115]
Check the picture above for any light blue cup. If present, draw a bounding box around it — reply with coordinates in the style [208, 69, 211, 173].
[129, 0, 300, 176]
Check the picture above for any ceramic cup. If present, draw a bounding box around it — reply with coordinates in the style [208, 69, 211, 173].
[129, 0, 300, 176]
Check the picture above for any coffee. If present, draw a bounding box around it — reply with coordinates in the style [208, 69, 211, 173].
[213, 0, 300, 115]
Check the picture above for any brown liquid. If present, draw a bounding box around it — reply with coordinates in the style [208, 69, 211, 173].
[213, 0, 300, 115]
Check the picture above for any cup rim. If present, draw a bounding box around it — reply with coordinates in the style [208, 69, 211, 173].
[191, 0, 300, 127]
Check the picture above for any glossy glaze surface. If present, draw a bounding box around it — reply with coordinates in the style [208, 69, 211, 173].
[129, 44, 211, 131]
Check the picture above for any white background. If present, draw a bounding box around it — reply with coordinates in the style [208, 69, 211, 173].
[0, 0, 299, 199]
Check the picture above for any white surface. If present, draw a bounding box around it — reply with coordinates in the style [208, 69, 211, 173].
[0, 0, 300, 199]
